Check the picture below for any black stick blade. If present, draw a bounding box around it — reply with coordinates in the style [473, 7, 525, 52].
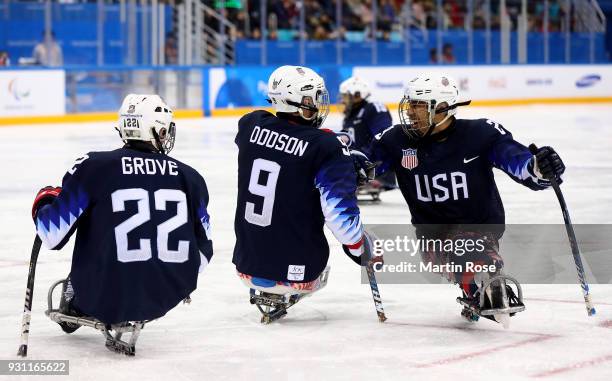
[17, 344, 28, 357]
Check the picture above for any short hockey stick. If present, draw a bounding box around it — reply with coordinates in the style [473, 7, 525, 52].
[17, 236, 43, 357]
[363, 231, 387, 322]
[529, 144, 596, 316]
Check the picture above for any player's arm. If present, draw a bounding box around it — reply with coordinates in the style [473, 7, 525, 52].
[370, 125, 396, 176]
[32, 155, 92, 250]
[315, 140, 365, 264]
[235, 113, 250, 145]
[193, 176, 213, 273]
[486, 121, 565, 190]
[364, 103, 393, 139]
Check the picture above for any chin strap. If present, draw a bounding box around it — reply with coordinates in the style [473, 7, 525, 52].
[428, 100, 471, 133]
[435, 100, 472, 115]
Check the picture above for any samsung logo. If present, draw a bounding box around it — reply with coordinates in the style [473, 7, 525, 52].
[375, 81, 404, 89]
[575, 74, 601, 88]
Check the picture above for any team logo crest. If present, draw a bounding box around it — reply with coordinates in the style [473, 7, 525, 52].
[127, 104, 135, 114]
[272, 78, 281, 90]
[401, 148, 418, 170]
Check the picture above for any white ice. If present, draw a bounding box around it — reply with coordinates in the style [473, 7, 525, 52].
[1, 105, 612, 381]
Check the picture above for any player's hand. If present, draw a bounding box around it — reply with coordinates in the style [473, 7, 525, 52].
[336, 131, 353, 147]
[351, 150, 376, 186]
[532, 145, 565, 183]
[342, 241, 364, 265]
[32, 186, 62, 220]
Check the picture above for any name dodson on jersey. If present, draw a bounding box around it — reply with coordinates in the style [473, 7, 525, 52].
[249, 126, 309, 157]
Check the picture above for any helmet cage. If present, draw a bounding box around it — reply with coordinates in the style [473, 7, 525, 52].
[156, 121, 176, 154]
[287, 88, 330, 127]
[399, 96, 437, 140]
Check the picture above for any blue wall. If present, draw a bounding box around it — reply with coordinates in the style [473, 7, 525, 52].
[236, 31, 607, 66]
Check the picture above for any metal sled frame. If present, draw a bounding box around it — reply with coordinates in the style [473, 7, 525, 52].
[457, 274, 526, 318]
[249, 267, 330, 324]
[45, 279, 148, 356]
[357, 187, 381, 203]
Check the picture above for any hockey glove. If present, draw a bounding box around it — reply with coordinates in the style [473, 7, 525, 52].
[32, 186, 61, 220]
[351, 150, 376, 186]
[533, 146, 565, 183]
[336, 131, 353, 147]
[342, 233, 384, 266]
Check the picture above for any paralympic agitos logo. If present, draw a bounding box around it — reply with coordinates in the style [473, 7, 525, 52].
[7, 77, 31, 101]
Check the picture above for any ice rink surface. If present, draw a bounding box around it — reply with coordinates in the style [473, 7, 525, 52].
[1, 104, 612, 380]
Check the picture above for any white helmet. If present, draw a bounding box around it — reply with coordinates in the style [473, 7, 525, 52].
[399, 72, 469, 139]
[339, 76, 371, 115]
[118, 94, 176, 154]
[267, 65, 330, 127]
[339, 76, 371, 99]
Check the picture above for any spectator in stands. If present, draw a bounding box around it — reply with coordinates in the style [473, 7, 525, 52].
[0, 51, 9, 67]
[429, 47, 438, 63]
[446, 1, 464, 29]
[412, 1, 428, 29]
[379, 0, 396, 34]
[273, 0, 298, 29]
[442, 42, 456, 63]
[313, 24, 329, 40]
[234, 11, 248, 39]
[32, 31, 63, 67]
[165, 33, 178, 65]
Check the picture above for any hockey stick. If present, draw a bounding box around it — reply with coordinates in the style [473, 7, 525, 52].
[363, 231, 387, 322]
[529, 144, 596, 316]
[17, 236, 42, 357]
[365, 262, 387, 322]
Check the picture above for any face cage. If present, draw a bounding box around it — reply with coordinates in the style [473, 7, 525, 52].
[315, 89, 330, 127]
[162, 122, 176, 154]
[398, 97, 435, 139]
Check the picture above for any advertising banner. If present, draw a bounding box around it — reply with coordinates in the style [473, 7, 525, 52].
[352, 65, 612, 104]
[0, 70, 65, 117]
[206, 65, 353, 114]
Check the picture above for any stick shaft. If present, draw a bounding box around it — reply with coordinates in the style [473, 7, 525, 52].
[17, 236, 42, 357]
[550, 177, 596, 316]
[363, 231, 387, 322]
[528, 143, 595, 316]
[365, 263, 387, 322]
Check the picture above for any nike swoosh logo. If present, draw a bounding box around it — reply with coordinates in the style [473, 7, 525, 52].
[463, 156, 479, 164]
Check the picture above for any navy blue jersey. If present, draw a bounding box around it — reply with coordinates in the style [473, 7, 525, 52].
[342, 100, 392, 157]
[35, 147, 213, 324]
[373, 118, 551, 225]
[233, 110, 362, 283]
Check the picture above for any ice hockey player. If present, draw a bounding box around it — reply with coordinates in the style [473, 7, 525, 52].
[232, 65, 374, 324]
[31, 94, 213, 355]
[372, 73, 565, 327]
[338, 76, 395, 202]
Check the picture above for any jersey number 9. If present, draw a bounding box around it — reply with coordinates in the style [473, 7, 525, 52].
[245, 158, 281, 227]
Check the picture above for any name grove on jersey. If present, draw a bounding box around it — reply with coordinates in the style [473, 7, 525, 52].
[249, 126, 309, 157]
[121, 156, 179, 176]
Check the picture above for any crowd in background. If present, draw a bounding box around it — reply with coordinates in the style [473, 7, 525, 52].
[0, 0, 580, 67]
[209, 0, 569, 41]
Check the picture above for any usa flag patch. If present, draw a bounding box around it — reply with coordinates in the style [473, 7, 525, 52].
[401, 148, 418, 170]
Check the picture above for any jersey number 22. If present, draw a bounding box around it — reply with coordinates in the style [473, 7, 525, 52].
[112, 188, 189, 263]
